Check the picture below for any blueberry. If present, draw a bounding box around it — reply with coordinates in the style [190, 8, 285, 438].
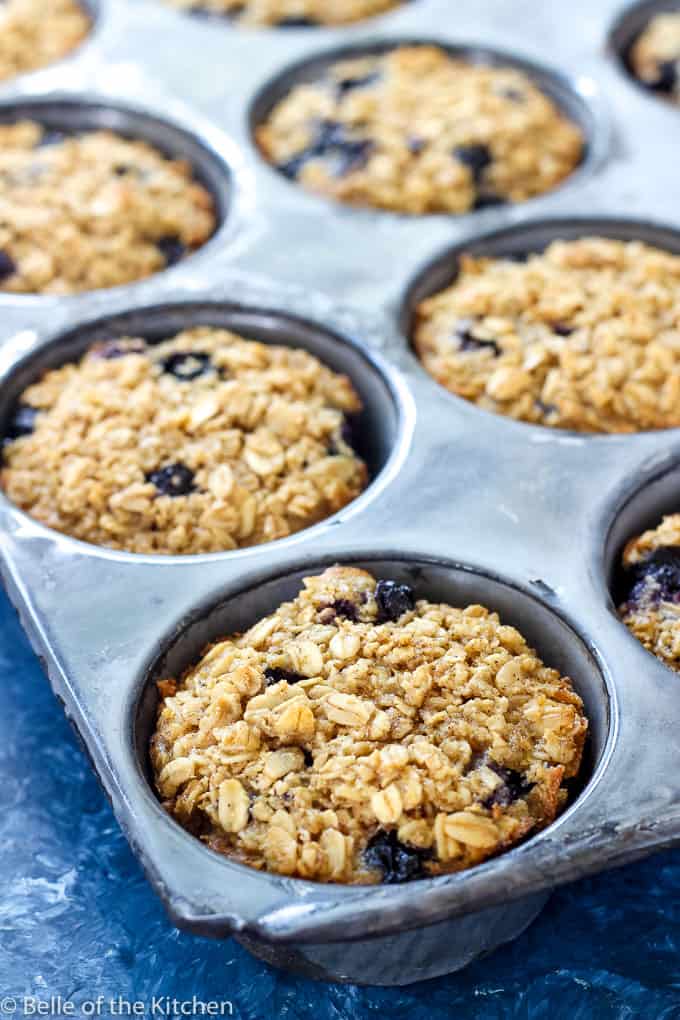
[473, 192, 506, 211]
[552, 322, 575, 337]
[335, 71, 380, 97]
[407, 136, 426, 155]
[157, 236, 187, 267]
[364, 830, 430, 884]
[278, 119, 373, 180]
[264, 667, 305, 686]
[375, 579, 415, 623]
[499, 87, 525, 102]
[625, 546, 680, 606]
[276, 15, 319, 26]
[5, 404, 39, 440]
[95, 338, 147, 360]
[303, 749, 314, 767]
[482, 762, 534, 808]
[146, 463, 196, 497]
[37, 129, 68, 148]
[453, 144, 492, 182]
[161, 351, 212, 381]
[454, 319, 500, 357]
[0, 250, 16, 283]
[328, 599, 358, 622]
[650, 60, 678, 93]
[535, 398, 557, 417]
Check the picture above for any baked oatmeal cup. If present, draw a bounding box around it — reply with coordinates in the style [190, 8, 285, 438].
[629, 12, 680, 103]
[255, 45, 584, 214]
[0, 121, 217, 295]
[414, 236, 680, 433]
[151, 566, 588, 883]
[0, 328, 368, 554]
[164, 0, 405, 25]
[0, 0, 90, 83]
[618, 514, 680, 673]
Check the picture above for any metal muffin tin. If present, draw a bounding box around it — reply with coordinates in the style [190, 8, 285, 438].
[1, 0, 680, 987]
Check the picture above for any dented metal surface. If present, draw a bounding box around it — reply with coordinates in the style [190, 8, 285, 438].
[0, 0, 679, 985]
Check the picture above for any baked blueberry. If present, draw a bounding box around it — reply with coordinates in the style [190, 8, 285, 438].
[375, 579, 415, 622]
[146, 462, 196, 497]
[336, 71, 380, 96]
[95, 338, 147, 360]
[625, 547, 680, 606]
[650, 60, 678, 93]
[264, 666, 306, 686]
[408, 136, 426, 155]
[157, 236, 187, 267]
[453, 143, 492, 182]
[161, 351, 212, 381]
[37, 129, 69, 148]
[5, 404, 39, 440]
[552, 322, 575, 337]
[276, 16, 319, 26]
[279, 119, 373, 180]
[483, 762, 534, 807]
[364, 829, 430, 883]
[0, 251, 16, 283]
[473, 192, 506, 211]
[455, 319, 500, 356]
[329, 599, 359, 621]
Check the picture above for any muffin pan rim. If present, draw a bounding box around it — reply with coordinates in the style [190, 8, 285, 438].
[1, 0, 680, 984]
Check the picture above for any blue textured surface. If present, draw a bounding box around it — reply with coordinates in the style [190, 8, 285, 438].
[1, 589, 679, 1019]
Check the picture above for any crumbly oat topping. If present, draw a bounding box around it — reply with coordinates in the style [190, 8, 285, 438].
[255, 45, 583, 214]
[630, 14, 680, 103]
[0, 0, 90, 82]
[1, 329, 367, 554]
[414, 237, 680, 433]
[151, 566, 588, 883]
[619, 515, 680, 672]
[0, 121, 216, 295]
[164, 0, 403, 24]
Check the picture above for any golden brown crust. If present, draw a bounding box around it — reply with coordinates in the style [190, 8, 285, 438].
[0, 0, 90, 82]
[1, 329, 367, 554]
[151, 567, 588, 883]
[414, 238, 680, 433]
[256, 46, 583, 214]
[0, 122, 216, 295]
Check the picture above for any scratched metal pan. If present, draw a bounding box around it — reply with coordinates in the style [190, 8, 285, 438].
[1, 0, 680, 988]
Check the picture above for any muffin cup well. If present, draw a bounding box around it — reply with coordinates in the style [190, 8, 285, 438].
[0, 96, 233, 297]
[129, 554, 612, 982]
[609, 0, 680, 102]
[0, 301, 408, 558]
[249, 38, 607, 208]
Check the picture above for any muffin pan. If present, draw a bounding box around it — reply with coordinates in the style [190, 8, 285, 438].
[1, 0, 680, 988]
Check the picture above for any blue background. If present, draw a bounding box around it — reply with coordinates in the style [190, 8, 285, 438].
[1, 590, 679, 1020]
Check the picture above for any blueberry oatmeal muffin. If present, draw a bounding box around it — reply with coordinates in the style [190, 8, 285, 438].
[630, 13, 680, 103]
[0, 0, 90, 82]
[1, 329, 367, 554]
[414, 237, 680, 433]
[255, 46, 584, 214]
[619, 516, 680, 672]
[0, 121, 216, 294]
[165, 0, 403, 24]
[151, 566, 588, 883]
